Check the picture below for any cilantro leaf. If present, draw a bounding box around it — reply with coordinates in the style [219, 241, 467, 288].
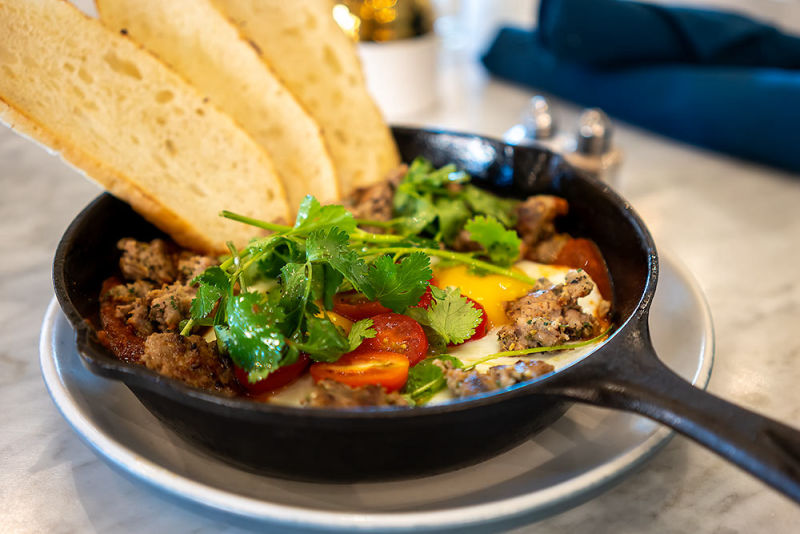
[306, 227, 369, 290]
[462, 185, 519, 227]
[464, 215, 522, 267]
[434, 197, 471, 243]
[293, 313, 350, 362]
[360, 252, 432, 312]
[190, 266, 230, 321]
[218, 291, 287, 382]
[293, 196, 356, 236]
[401, 355, 463, 403]
[405, 286, 481, 345]
[310, 263, 343, 310]
[347, 318, 376, 352]
[256, 237, 306, 279]
[403, 157, 468, 188]
[393, 183, 437, 235]
[278, 262, 309, 328]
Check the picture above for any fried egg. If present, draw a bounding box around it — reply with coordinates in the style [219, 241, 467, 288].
[269, 261, 609, 406]
[426, 261, 608, 404]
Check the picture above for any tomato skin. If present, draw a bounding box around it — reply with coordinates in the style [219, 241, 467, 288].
[310, 351, 409, 392]
[554, 238, 612, 299]
[234, 353, 310, 394]
[460, 296, 488, 344]
[354, 312, 428, 366]
[332, 291, 391, 320]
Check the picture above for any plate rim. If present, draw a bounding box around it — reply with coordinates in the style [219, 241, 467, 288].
[39, 251, 714, 532]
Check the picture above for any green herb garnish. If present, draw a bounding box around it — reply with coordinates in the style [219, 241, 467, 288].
[182, 158, 591, 388]
[406, 286, 482, 349]
[402, 355, 463, 403]
[392, 157, 521, 249]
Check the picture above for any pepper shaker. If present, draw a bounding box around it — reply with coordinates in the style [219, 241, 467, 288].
[563, 108, 623, 185]
[504, 95, 568, 153]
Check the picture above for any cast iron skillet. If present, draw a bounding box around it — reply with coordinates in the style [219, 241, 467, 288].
[54, 127, 800, 502]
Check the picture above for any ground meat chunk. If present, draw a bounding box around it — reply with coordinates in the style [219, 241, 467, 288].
[515, 195, 570, 261]
[141, 333, 239, 396]
[104, 280, 154, 303]
[115, 298, 154, 337]
[176, 252, 217, 283]
[437, 359, 555, 398]
[118, 238, 176, 284]
[346, 164, 407, 229]
[498, 270, 601, 351]
[526, 234, 570, 264]
[304, 380, 410, 408]
[147, 283, 196, 332]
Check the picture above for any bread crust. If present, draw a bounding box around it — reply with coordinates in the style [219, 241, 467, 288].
[0, 97, 227, 253]
[211, 0, 400, 195]
[96, 0, 341, 211]
[0, 0, 289, 254]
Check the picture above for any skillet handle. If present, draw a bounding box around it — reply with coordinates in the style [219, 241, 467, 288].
[535, 320, 800, 504]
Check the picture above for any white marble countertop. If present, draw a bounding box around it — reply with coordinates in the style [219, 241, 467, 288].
[3, 4, 800, 533]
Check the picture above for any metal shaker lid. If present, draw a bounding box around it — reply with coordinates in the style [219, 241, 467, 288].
[522, 95, 556, 140]
[576, 108, 613, 155]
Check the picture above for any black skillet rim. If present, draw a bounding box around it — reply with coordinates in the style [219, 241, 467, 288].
[53, 126, 658, 420]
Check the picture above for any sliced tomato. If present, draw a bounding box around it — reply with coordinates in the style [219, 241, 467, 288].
[332, 291, 391, 320]
[554, 238, 612, 300]
[458, 296, 488, 344]
[354, 312, 428, 366]
[309, 351, 409, 392]
[234, 353, 310, 394]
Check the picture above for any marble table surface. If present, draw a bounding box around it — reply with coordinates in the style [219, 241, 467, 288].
[3, 17, 800, 534]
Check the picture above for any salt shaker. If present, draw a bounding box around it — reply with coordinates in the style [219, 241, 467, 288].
[563, 108, 623, 185]
[504, 96, 567, 152]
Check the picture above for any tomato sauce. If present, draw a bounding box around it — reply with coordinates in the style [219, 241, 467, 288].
[97, 277, 145, 362]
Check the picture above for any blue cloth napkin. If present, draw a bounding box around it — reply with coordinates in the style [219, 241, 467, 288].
[538, 0, 800, 68]
[482, 0, 800, 174]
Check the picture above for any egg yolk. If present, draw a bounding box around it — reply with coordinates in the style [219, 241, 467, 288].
[434, 265, 533, 327]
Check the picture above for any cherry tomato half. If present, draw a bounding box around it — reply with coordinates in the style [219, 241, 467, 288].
[309, 350, 410, 392]
[234, 353, 310, 394]
[554, 238, 612, 300]
[332, 291, 391, 320]
[354, 312, 428, 366]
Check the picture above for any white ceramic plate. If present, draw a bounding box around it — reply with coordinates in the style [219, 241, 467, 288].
[40, 252, 713, 533]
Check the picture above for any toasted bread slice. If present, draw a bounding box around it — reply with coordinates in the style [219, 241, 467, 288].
[0, 0, 289, 253]
[211, 0, 400, 195]
[96, 0, 340, 210]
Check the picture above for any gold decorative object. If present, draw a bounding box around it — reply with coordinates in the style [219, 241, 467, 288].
[333, 0, 433, 42]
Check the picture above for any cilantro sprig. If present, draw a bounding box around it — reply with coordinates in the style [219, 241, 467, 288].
[183, 196, 433, 382]
[184, 159, 566, 387]
[392, 157, 521, 247]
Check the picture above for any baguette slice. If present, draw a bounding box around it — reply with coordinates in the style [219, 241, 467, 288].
[211, 0, 401, 195]
[0, 0, 289, 253]
[96, 0, 340, 210]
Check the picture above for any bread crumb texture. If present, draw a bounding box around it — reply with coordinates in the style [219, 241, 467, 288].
[0, 0, 289, 253]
